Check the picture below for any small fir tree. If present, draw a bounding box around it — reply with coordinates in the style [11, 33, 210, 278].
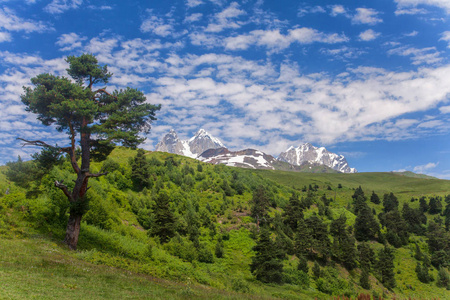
[250, 226, 285, 283]
[376, 245, 396, 290]
[370, 191, 380, 204]
[150, 191, 176, 243]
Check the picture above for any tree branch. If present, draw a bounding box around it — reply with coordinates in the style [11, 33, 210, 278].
[87, 169, 108, 178]
[54, 180, 73, 201]
[93, 88, 115, 97]
[17, 138, 56, 149]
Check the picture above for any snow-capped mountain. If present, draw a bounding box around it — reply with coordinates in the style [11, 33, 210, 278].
[278, 143, 357, 173]
[155, 130, 356, 173]
[199, 148, 277, 170]
[155, 129, 225, 158]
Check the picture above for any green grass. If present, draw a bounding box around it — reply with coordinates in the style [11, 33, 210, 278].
[249, 169, 450, 200]
[0, 235, 281, 300]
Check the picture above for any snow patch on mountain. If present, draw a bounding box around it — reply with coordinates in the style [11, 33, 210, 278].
[155, 129, 225, 158]
[278, 143, 357, 173]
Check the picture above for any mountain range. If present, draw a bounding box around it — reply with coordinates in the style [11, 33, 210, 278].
[155, 129, 357, 173]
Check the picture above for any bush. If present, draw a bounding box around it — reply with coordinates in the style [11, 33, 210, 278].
[231, 278, 251, 293]
[316, 267, 350, 296]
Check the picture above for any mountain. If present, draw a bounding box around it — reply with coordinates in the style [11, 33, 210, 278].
[278, 143, 357, 173]
[198, 148, 278, 170]
[155, 129, 225, 158]
[155, 130, 356, 173]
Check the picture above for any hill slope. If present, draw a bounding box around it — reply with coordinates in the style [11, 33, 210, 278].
[1, 147, 450, 299]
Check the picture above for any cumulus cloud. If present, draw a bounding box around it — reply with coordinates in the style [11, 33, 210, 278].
[225, 28, 348, 51]
[440, 31, 450, 48]
[388, 46, 442, 65]
[44, 0, 83, 14]
[0, 7, 52, 33]
[413, 162, 438, 173]
[352, 8, 383, 25]
[186, 0, 203, 8]
[439, 106, 450, 114]
[0, 31, 11, 42]
[56, 32, 87, 51]
[394, 0, 450, 14]
[359, 29, 380, 41]
[329, 5, 347, 17]
[141, 10, 175, 37]
[205, 2, 246, 32]
[297, 5, 326, 17]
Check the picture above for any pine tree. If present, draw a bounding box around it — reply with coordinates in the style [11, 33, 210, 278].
[215, 238, 225, 258]
[294, 217, 312, 257]
[416, 262, 433, 283]
[19, 54, 160, 249]
[437, 267, 450, 289]
[297, 255, 308, 273]
[150, 191, 176, 243]
[383, 192, 399, 213]
[312, 261, 321, 280]
[131, 149, 151, 191]
[419, 197, 429, 213]
[360, 268, 371, 290]
[354, 203, 380, 242]
[250, 226, 285, 283]
[429, 196, 443, 215]
[250, 185, 271, 227]
[376, 245, 396, 290]
[283, 192, 303, 232]
[370, 191, 380, 204]
[305, 215, 330, 260]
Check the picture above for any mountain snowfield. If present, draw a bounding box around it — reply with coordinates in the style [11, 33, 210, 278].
[278, 143, 357, 173]
[155, 129, 357, 173]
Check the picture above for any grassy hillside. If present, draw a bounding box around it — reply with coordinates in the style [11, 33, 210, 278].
[1, 147, 450, 299]
[250, 169, 450, 199]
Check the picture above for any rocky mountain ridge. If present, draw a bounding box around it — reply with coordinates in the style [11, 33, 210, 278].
[155, 129, 357, 173]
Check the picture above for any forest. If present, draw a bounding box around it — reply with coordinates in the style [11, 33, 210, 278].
[1, 146, 450, 299]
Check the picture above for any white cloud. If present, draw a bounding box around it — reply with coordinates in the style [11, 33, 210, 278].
[413, 162, 438, 173]
[56, 32, 87, 51]
[352, 8, 382, 25]
[440, 31, 450, 48]
[395, 0, 450, 14]
[44, 0, 83, 14]
[388, 46, 442, 65]
[0, 31, 11, 42]
[405, 30, 418, 37]
[439, 106, 450, 113]
[329, 5, 346, 17]
[205, 2, 246, 32]
[87, 5, 112, 10]
[141, 10, 175, 37]
[298, 5, 326, 17]
[225, 28, 348, 51]
[185, 13, 202, 23]
[359, 29, 380, 41]
[186, 0, 203, 8]
[0, 7, 52, 33]
[395, 8, 429, 15]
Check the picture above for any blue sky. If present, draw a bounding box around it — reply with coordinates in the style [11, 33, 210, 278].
[0, 0, 449, 178]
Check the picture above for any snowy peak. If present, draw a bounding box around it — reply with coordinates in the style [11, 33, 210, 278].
[199, 148, 277, 170]
[155, 129, 225, 158]
[188, 129, 225, 155]
[278, 143, 357, 173]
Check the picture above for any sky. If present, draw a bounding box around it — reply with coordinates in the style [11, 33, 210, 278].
[0, 0, 449, 178]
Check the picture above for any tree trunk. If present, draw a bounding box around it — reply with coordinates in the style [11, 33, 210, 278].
[64, 213, 83, 250]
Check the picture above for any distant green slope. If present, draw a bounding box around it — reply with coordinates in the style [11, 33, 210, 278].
[248, 169, 450, 197]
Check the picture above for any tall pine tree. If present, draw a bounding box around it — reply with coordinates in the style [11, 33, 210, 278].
[250, 226, 285, 283]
